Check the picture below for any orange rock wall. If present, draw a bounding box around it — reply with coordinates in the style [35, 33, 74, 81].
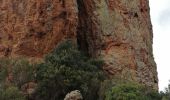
[0, 0, 158, 89]
[76, 0, 158, 89]
[0, 0, 78, 57]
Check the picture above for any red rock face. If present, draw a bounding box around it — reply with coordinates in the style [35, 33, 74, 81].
[0, 0, 158, 89]
[0, 0, 78, 57]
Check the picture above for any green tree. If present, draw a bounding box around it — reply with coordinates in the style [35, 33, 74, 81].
[35, 40, 105, 100]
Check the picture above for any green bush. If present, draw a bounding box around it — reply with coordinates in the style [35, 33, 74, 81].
[0, 58, 35, 88]
[0, 58, 35, 100]
[0, 58, 9, 86]
[0, 86, 26, 100]
[35, 40, 105, 100]
[105, 82, 161, 100]
[11, 59, 35, 88]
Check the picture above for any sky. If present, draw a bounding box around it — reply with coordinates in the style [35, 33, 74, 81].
[149, 0, 170, 91]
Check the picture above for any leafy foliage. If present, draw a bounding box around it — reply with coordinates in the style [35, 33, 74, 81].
[0, 58, 35, 88]
[0, 58, 9, 85]
[105, 82, 161, 100]
[35, 40, 105, 100]
[0, 58, 35, 100]
[0, 86, 26, 100]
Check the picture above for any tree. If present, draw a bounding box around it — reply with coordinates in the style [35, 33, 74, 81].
[35, 40, 105, 100]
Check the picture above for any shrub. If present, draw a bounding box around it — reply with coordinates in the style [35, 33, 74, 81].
[0, 58, 35, 88]
[11, 59, 35, 88]
[35, 40, 105, 100]
[0, 58, 9, 86]
[0, 86, 26, 100]
[0, 58, 35, 100]
[104, 81, 161, 100]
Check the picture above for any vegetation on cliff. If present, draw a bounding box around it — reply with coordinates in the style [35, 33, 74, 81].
[0, 40, 169, 100]
[104, 82, 161, 100]
[0, 58, 34, 100]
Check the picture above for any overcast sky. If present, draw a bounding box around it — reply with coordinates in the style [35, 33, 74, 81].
[149, 0, 170, 91]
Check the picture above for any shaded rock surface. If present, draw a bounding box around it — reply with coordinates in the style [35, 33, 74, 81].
[0, 0, 158, 89]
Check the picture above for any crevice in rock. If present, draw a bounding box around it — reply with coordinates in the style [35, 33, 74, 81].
[76, 0, 100, 57]
[76, 0, 90, 56]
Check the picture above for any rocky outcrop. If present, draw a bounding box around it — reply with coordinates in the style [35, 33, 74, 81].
[64, 90, 83, 100]
[0, 0, 78, 57]
[77, 0, 158, 89]
[0, 0, 158, 89]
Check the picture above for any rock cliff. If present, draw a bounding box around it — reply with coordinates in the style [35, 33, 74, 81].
[0, 0, 158, 89]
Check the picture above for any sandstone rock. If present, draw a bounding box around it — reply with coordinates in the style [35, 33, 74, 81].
[76, 0, 158, 90]
[0, 0, 158, 89]
[0, 0, 78, 57]
[64, 90, 83, 100]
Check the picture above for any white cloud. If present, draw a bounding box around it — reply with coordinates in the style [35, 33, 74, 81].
[158, 10, 170, 28]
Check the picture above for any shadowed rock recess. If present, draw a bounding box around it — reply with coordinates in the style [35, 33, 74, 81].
[0, 0, 158, 89]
